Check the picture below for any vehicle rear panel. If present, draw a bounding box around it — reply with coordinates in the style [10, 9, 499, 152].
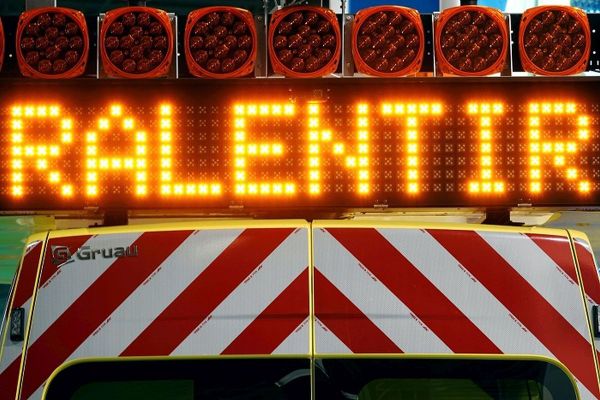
[312, 221, 600, 399]
[570, 230, 600, 386]
[16, 221, 310, 400]
[0, 234, 46, 400]
[2, 220, 599, 399]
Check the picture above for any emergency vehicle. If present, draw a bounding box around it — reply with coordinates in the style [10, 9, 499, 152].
[0, 0, 600, 399]
[0, 220, 599, 400]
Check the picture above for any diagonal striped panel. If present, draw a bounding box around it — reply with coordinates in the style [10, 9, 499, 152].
[576, 239, 600, 305]
[121, 228, 300, 357]
[314, 318, 352, 353]
[20, 225, 309, 400]
[222, 268, 309, 355]
[28, 234, 137, 345]
[573, 237, 600, 382]
[0, 240, 43, 400]
[272, 317, 310, 355]
[170, 228, 308, 356]
[37, 235, 98, 291]
[430, 229, 600, 400]
[528, 233, 580, 284]
[378, 228, 557, 356]
[58, 229, 244, 360]
[314, 268, 402, 354]
[313, 224, 599, 400]
[478, 231, 589, 338]
[322, 228, 500, 354]
[20, 231, 193, 400]
[314, 228, 451, 353]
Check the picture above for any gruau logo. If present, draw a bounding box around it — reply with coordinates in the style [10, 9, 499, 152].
[51, 244, 139, 266]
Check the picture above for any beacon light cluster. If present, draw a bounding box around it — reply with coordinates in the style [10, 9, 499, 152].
[519, 6, 590, 75]
[185, 7, 256, 78]
[0, 4, 592, 79]
[435, 6, 508, 76]
[352, 6, 424, 77]
[269, 6, 341, 77]
[16, 7, 88, 78]
[100, 6, 173, 78]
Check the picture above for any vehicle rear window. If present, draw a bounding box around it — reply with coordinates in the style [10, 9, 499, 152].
[316, 358, 578, 400]
[44, 357, 577, 400]
[44, 358, 310, 400]
[71, 380, 193, 400]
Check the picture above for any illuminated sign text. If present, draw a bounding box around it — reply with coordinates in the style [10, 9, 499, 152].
[0, 79, 598, 209]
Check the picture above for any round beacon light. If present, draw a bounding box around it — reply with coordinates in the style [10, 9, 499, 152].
[185, 7, 256, 78]
[435, 5, 508, 76]
[519, 6, 590, 75]
[352, 6, 424, 77]
[16, 7, 89, 79]
[100, 6, 173, 78]
[269, 6, 341, 78]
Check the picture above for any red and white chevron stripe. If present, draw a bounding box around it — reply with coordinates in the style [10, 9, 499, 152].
[10, 226, 308, 400]
[2, 224, 599, 400]
[574, 237, 600, 372]
[0, 240, 44, 400]
[313, 226, 600, 399]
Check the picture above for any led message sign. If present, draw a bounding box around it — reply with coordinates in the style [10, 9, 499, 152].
[0, 78, 598, 210]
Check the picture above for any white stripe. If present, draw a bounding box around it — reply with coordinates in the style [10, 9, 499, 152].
[478, 231, 590, 339]
[577, 382, 596, 400]
[378, 228, 555, 356]
[27, 383, 44, 400]
[172, 229, 308, 355]
[273, 318, 309, 354]
[314, 229, 451, 354]
[27, 233, 142, 345]
[314, 318, 352, 354]
[65, 229, 244, 359]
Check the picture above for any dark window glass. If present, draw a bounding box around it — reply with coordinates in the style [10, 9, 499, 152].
[71, 380, 193, 400]
[45, 358, 310, 400]
[45, 357, 577, 400]
[315, 358, 577, 400]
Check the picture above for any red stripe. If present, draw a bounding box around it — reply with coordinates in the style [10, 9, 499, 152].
[12, 241, 43, 308]
[222, 268, 309, 355]
[39, 236, 92, 290]
[20, 230, 192, 399]
[314, 269, 402, 353]
[121, 228, 295, 357]
[527, 234, 579, 285]
[0, 358, 20, 400]
[430, 229, 600, 398]
[328, 228, 500, 354]
[575, 241, 600, 305]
